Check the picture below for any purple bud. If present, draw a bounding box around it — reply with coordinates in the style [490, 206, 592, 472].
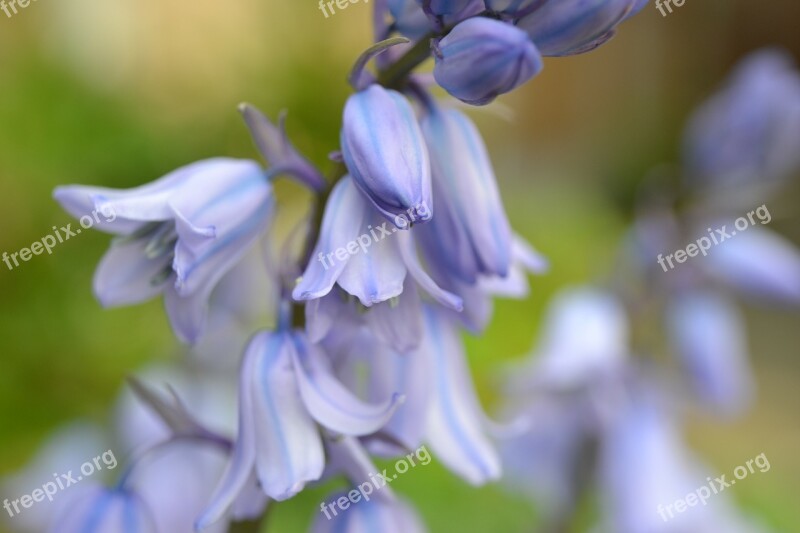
[415, 0, 482, 16]
[433, 18, 543, 106]
[341, 85, 433, 226]
[517, 0, 641, 57]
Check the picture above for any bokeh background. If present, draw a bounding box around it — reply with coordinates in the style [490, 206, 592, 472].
[1, 0, 799, 531]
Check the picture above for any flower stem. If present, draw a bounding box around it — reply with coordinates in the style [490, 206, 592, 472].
[375, 32, 438, 89]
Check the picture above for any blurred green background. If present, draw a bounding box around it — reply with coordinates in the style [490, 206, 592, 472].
[1, 0, 799, 531]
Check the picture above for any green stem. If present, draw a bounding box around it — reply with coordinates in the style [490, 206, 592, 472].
[375, 31, 438, 89]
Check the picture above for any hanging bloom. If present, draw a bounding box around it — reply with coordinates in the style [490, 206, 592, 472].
[197, 329, 404, 530]
[667, 290, 754, 413]
[53, 158, 274, 343]
[517, 0, 644, 57]
[433, 17, 543, 105]
[418, 105, 513, 282]
[293, 176, 462, 311]
[683, 49, 800, 189]
[341, 85, 432, 226]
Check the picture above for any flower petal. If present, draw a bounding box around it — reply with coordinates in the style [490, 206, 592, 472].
[336, 211, 408, 307]
[251, 332, 325, 501]
[397, 230, 463, 311]
[171, 160, 274, 296]
[196, 332, 261, 530]
[291, 334, 405, 436]
[422, 306, 501, 485]
[294, 177, 368, 302]
[364, 282, 423, 353]
[51, 484, 157, 533]
[93, 236, 172, 307]
[163, 283, 215, 344]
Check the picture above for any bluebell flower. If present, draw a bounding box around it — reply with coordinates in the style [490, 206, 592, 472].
[418, 105, 513, 282]
[293, 176, 462, 311]
[197, 329, 404, 529]
[433, 17, 543, 105]
[341, 85, 433, 226]
[54, 158, 274, 343]
[683, 49, 800, 189]
[667, 291, 754, 413]
[517, 0, 643, 57]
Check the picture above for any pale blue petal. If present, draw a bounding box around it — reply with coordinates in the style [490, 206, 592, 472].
[291, 334, 405, 436]
[397, 231, 463, 311]
[336, 211, 407, 307]
[93, 237, 172, 307]
[294, 177, 368, 302]
[196, 332, 260, 531]
[364, 282, 423, 353]
[422, 306, 501, 484]
[51, 484, 156, 533]
[251, 332, 325, 501]
[170, 160, 274, 296]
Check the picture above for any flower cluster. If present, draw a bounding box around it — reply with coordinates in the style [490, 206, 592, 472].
[6, 1, 652, 532]
[500, 49, 800, 533]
